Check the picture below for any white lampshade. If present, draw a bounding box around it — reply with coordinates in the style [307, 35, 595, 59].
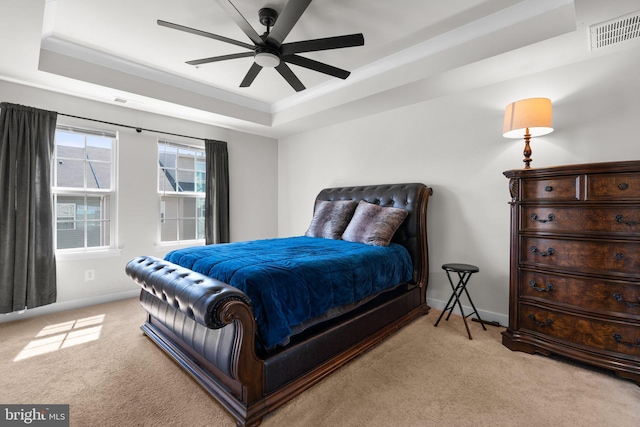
[503, 98, 553, 138]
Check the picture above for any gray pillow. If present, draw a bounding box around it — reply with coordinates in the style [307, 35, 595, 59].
[305, 200, 359, 239]
[342, 200, 408, 246]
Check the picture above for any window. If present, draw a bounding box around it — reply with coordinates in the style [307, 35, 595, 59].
[52, 126, 117, 252]
[158, 140, 206, 242]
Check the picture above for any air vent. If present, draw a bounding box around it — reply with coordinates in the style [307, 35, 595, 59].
[589, 10, 640, 50]
[113, 97, 143, 106]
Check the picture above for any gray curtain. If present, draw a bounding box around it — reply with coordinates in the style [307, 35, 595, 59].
[0, 103, 58, 313]
[204, 139, 230, 244]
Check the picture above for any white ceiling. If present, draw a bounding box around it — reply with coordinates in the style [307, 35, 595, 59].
[2, 0, 640, 137]
[43, 0, 528, 103]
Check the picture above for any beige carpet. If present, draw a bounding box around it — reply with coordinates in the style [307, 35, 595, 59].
[1, 298, 638, 427]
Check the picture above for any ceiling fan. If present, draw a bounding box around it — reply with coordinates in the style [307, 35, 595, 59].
[158, 0, 364, 92]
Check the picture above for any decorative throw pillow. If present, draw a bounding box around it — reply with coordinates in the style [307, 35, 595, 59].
[305, 200, 359, 239]
[342, 200, 409, 246]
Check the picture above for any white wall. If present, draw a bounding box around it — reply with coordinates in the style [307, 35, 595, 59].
[0, 80, 278, 322]
[277, 45, 640, 325]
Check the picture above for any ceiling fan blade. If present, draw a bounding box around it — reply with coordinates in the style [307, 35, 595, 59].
[275, 63, 306, 92]
[214, 0, 265, 46]
[266, 0, 312, 46]
[281, 33, 364, 56]
[157, 20, 254, 50]
[283, 55, 350, 79]
[186, 52, 254, 66]
[240, 63, 263, 87]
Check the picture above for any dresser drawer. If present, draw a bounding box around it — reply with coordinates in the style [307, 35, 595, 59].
[520, 270, 640, 317]
[521, 237, 640, 277]
[521, 176, 580, 201]
[519, 304, 640, 357]
[521, 206, 640, 234]
[587, 172, 640, 200]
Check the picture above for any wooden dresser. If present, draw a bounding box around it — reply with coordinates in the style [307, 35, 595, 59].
[503, 161, 640, 385]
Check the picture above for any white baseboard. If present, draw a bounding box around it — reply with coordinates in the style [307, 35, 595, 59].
[0, 290, 139, 324]
[2, 292, 507, 327]
[426, 297, 508, 327]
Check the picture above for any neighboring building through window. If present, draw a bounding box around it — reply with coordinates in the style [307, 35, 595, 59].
[52, 126, 116, 251]
[158, 140, 206, 242]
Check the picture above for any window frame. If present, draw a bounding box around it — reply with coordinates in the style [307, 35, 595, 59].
[52, 125, 118, 255]
[157, 139, 206, 244]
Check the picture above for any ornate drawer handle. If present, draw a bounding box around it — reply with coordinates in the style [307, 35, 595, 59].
[615, 214, 639, 226]
[529, 280, 553, 292]
[530, 246, 555, 256]
[612, 333, 640, 348]
[531, 213, 555, 223]
[613, 293, 640, 308]
[618, 183, 629, 190]
[544, 186, 553, 192]
[614, 253, 624, 261]
[528, 314, 553, 327]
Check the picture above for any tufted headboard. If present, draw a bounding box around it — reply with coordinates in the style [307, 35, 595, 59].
[314, 183, 432, 287]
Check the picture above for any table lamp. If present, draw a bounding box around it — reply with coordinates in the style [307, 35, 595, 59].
[503, 98, 553, 169]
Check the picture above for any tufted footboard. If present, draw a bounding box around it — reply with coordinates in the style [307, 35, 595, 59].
[126, 256, 266, 424]
[126, 256, 252, 330]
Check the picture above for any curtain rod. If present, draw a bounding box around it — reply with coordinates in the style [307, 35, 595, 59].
[57, 112, 206, 141]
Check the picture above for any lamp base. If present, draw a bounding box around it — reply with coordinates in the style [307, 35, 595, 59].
[523, 130, 532, 169]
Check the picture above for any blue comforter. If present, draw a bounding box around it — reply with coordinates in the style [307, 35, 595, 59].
[165, 236, 412, 349]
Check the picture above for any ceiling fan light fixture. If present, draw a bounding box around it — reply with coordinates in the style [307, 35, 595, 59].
[254, 49, 280, 68]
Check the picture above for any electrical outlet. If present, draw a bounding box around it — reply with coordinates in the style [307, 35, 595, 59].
[85, 270, 95, 281]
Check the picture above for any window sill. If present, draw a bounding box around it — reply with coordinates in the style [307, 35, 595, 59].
[56, 248, 122, 262]
[155, 240, 205, 253]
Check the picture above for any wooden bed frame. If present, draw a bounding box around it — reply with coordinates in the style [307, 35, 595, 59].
[125, 183, 432, 426]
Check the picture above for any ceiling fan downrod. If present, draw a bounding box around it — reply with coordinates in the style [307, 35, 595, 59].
[258, 8, 278, 35]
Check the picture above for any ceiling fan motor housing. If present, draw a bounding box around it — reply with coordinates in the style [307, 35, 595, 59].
[255, 8, 281, 67]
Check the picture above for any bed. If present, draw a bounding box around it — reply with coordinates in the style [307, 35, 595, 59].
[125, 183, 432, 426]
